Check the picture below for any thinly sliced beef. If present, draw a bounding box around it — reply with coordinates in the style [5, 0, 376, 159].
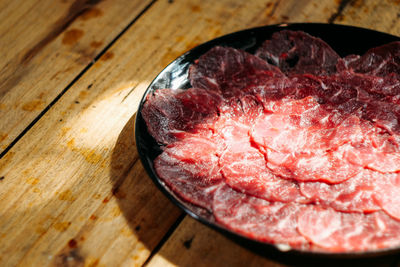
[345, 41, 400, 79]
[237, 94, 265, 123]
[316, 72, 369, 104]
[218, 119, 306, 203]
[216, 114, 306, 203]
[217, 94, 264, 124]
[251, 97, 362, 154]
[373, 173, 400, 220]
[262, 95, 320, 115]
[362, 100, 400, 134]
[266, 146, 361, 184]
[298, 206, 400, 252]
[326, 115, 364, 146]
[249, 76, 294, 103]
[363, 75, 400, 97]
[251, 97, 325, 153]
[142, 88, 223, 144]
[255, 30, 340, 75]
[189, 46, 284, 97]
[213, 185, 309, 249]
[336, 54, 360, 71]
[368, 211, 400, 249]
[251, 113, 309, 153]
[154, 136, 223, 211]
[142, 33, 400, 253]
[251, 96, 363, 184]
[300, 169, 381, 213]
[345, 145, 400, 173]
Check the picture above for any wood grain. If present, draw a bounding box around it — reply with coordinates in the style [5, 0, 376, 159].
[146, 218, 400, 267]
[0, 0, 154, 152]
[146, 217, 286, 267]
[0, 0, 399, 266]
[332, 0, 400, 36]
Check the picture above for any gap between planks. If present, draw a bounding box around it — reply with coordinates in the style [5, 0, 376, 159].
[0, 0, 157, 160]
[142, 213, 187, 267]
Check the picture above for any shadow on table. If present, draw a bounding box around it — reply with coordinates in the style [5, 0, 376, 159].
[110, 114, 400, 267]
[109, 113, 182, 260]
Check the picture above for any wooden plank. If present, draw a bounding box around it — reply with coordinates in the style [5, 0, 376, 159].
[0, 0, 153, 152]
[332, 0, 400, 36]
[146, 217, 287, 267]
[0, 0, 399, 266]
[146, 217, 399, 267]
[0, 58, 184, 265]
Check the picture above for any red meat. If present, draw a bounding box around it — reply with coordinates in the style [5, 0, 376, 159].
[255, 30, 340, 75]
[142, 32, 400, 253]
[213, 185, 309, 249]
[142, 88, 223, 144]
[298, 206, 400, 252]
[300, 169, 381, 213]
[219, 120, 306, 203]
[154, 136, 224, 211]
[189, 46, 284, 98]
[344, 42, 400, 79]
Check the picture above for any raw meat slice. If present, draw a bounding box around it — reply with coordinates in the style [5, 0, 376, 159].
[251, 95, 363, 184]
[255, 30, 340, 75]
[294, 71, 399, 109]
[142, 88, 223, 144]
[213, 185, 309, 248]
[336, 54, 360, 72]
[345, 145, 400, 173]
[345, 41, 400, 79]
[251, 97, 362, 154]
[262, 95, 320, 115]
[248, 76, 295, 103]
[250, 97, 329, 153]
[216, 116, 250, 141]
[154, 136, 223, 211]
[266, 145, 362, 184]
[325, 115, 364, 147]
[300, 169, 381, 213]
[217, 94, 264, 125]
[366, 127, 400, 152]
[365, 152, 400, 173]
[189, 46, 284, 97]
[341, 119, 400, 174]
[218, 120, 306, 203]
[237, 94, 264, 123]
[298, 206, 400, 252]
[297, 206, 345, 251]
[368, 211, 400, 249]
[373, 173, 400, 220]
[250, 96, 363, 184]
[301, 71, 386, 106]
[363, 75, 400, 97]
[291, 146, 361, 183]
[251, 113, 309, 153]
[362, 99, 400, 134]
[317, 72, 364, 104]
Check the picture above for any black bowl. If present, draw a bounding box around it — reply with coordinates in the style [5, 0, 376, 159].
[135, 23, 400, 261]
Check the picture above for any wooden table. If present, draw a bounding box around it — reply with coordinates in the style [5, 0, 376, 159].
[1, 0, 400, 266]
